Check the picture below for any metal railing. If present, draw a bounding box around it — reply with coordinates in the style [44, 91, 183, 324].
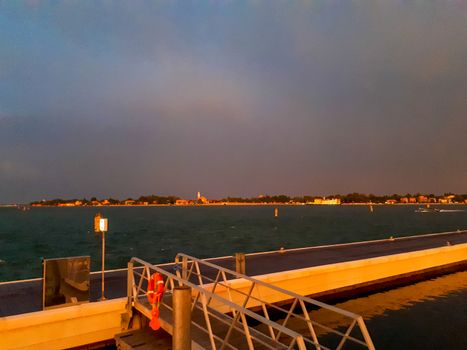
[174, 253, 376, 350]
[127, 257, 309, 349]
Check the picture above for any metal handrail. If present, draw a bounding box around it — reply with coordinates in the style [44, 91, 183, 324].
[174, 253, 376, 350]
[127, 257, 309, 350]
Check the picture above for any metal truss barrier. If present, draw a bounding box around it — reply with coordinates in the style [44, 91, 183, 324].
[127, 254, 376, 349]
[173, 253, 376, 350]
[127, 257, 309, 349]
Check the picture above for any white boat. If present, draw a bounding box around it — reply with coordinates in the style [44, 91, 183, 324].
[414, 207, 439, 213]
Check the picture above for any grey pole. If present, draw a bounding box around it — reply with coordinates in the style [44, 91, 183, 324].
[93, 213, 108, 301]
[235, 253, 246, 275]
[173, 286, 192, 350]
[101, 231, 106, 300]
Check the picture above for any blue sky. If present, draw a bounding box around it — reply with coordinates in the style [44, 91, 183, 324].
[1, 1, 466, 203]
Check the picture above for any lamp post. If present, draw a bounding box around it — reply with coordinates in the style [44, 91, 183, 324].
[94, 213, 108, 301]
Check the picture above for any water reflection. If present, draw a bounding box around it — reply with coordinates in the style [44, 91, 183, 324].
[271, 270, 467, 349]
[311, 271, 467, 333]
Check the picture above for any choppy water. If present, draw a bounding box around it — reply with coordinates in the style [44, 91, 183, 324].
[1, 205, 466, 349]
[1, 205, 466, 281]
[259, 270, 467, 350]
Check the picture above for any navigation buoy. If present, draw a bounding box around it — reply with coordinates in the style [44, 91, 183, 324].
[369, 205, 374, 213]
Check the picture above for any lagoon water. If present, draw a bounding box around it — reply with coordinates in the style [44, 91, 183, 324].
[1, 205, 466, 281]
[1, 205, 466, 349]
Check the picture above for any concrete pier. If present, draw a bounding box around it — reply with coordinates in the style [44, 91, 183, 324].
[1, 230, 466, 349]
[3, 230, 466, 317]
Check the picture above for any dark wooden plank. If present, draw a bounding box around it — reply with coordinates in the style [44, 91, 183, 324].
[115, 328, 171, 350]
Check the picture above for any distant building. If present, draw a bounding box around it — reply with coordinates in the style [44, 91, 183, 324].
[437, 195, 455, 204]
[124, 199, 135, 205]
[58, 203, 75, 207]
[445, 195, 455, 203]
[198, 196, 209, 204]
[409, 197, 417, 203]
[400, 197, 409, 203]
[196, 192, 209, 204]
[385, 199, 397, 204]
[418, 196, 428, 203]
[313, 197, 341, 205]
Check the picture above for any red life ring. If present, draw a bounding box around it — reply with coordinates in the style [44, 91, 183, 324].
[147, 272, 165, 330]
[147, 272, 165, 304]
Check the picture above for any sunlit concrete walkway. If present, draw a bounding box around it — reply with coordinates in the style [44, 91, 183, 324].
[1, 230, 466, 317]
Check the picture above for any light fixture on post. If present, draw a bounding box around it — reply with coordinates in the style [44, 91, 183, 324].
[94, 213, 108, 301]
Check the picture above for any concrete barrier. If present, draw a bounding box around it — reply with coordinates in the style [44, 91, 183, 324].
[3, 243, 466, 348]
[206, 243, 467, 312]
[0, 298, 127, 350]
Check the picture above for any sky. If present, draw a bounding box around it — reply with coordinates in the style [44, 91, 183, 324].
[0, 1, 466, 203]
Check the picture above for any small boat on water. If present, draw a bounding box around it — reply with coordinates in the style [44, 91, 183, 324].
[415, 204, 464, 213]
[415, 207, 440, 213]
[16, 205, 30, 211]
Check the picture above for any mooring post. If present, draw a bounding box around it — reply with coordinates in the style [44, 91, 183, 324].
[181, 256, 188, 282]
[173, 286, 192, 350]
[126, 261, 133, 313]
[235, 252, 246, 275]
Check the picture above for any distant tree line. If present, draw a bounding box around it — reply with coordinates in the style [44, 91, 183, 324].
[221, 195, 292, 203]
[221, 193, 467, 204]
[31, 195, 180, 206]
[136, 195, 179, 204]
[333, 192, 467, 203]
[30, 192, 467, 206]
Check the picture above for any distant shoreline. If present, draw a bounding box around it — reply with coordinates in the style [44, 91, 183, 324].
[3, 202, 465, 208]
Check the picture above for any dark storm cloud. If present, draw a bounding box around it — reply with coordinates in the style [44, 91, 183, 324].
[0, 1, 466, 203]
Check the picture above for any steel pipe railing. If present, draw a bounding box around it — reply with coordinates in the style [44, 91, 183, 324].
[174, 253, 376, 350]
[127, 257, 309, 350]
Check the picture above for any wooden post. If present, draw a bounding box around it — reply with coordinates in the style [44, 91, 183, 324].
[182, 256, 188, 282]
[173, 286, 192, 350]
[235, 253, 246, 275]
[42, 259, 46, 310]
[127, 261, 133, 314]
